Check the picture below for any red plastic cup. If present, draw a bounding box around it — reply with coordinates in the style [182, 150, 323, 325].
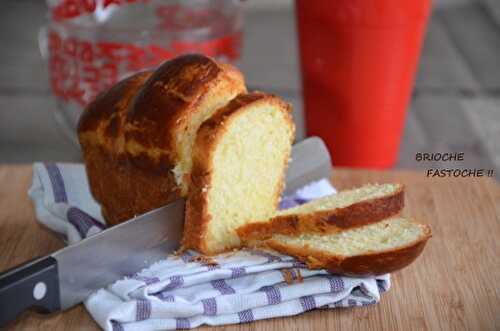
[296, 0, 431, 168]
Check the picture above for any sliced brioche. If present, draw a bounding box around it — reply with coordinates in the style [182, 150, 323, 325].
[243, 217, 431, 276]
[78, 55, 246, 225]
[237, 183, 404, 240]
[182, 92, 295, 254]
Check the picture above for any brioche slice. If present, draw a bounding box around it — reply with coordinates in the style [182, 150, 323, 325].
[237, 183, 404, 240]
[243, 217, 431, 276]
[182, 92, 296, 255]
[78, 55, 246, 225]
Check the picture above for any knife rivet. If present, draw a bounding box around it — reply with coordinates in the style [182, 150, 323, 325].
[33, 282, 47, 300]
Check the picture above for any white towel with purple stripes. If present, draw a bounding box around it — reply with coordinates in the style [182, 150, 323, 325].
[29, 163, 390, 331]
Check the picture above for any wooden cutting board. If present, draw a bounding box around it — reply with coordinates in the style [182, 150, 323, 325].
[0, 165, 499, 330]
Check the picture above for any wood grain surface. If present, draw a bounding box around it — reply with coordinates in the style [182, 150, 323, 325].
[0, 165, 499, 330]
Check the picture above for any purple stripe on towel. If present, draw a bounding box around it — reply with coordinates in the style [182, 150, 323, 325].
[67, 207, 105, 237]
[202, 298, 217, 315]
[136, 299, 152, 321]
[155, 293, 175, 302]
[44, 163, 67, 203]
[111, 321, 124, 331]
[260, 286, 282, 305]
[288, 269, 299, 281]
[299, 296, 316, 312]
[176, 318, 190, 329]
[328, 276, 344, 293]
[238, 309, 255, 323]
[132, 275, 160, 286]
[211, 279, 235, 295]
[230, 267, 246, 279]
[292, 261, 307, 268]
[159, 275, 184, 291]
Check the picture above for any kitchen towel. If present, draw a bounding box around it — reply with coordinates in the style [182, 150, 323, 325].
[29, 163, 390, 331]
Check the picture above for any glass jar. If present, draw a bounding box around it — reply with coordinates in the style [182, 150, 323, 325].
[40, 0, 243, 143]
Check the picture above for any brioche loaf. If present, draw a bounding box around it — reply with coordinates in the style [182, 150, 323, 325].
[237, 183, 404, 240]
[241, 217, 431, 276]
[78, 54, 246, 225]
[77, 54, 430, 277]
[182, 92, 295, 254]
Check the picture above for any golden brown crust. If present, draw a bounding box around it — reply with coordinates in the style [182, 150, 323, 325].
[78, 71, 154, 225]
[124, 54, 245, 169]
[78, 71, 153, 136]
[79, 142, 181, 226]
[77, 54, 245, 225]
[182, 92, 295, 254]
[258, 223, 431, 277]
[236, 185, 404, 240]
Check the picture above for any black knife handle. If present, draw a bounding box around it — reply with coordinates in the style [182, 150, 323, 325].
[0, 256, 60, 327]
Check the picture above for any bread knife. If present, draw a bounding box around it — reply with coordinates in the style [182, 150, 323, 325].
[0, 136, 331, 326]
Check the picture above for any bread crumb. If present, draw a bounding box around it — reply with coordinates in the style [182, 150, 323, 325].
[189, 255, 218, 266]
[296, 268, 303, 283]
[280, 268, 304, 285]
[281, 269, 294, 284]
